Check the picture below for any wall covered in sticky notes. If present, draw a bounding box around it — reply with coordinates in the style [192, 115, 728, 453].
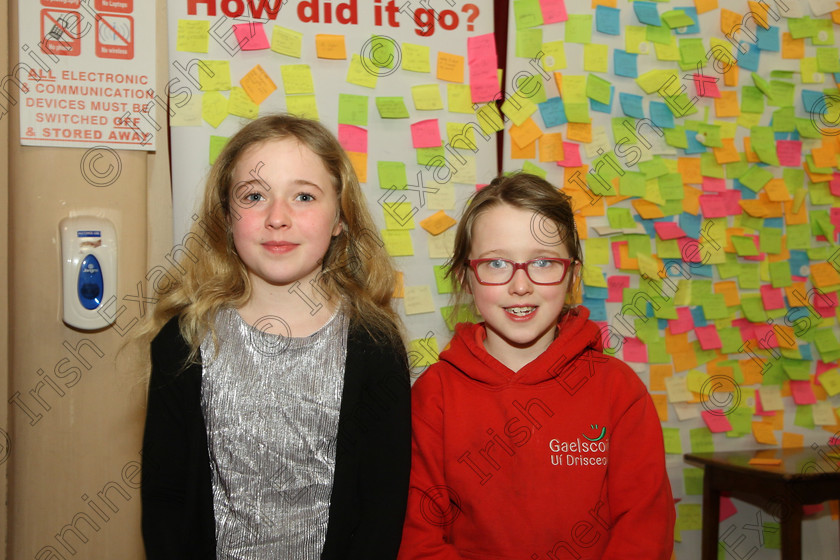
[503, 1, 840, 557]
[166, 0, 840, 557]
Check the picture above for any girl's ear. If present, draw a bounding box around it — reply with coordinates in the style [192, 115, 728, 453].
[332, 215, 344, 237]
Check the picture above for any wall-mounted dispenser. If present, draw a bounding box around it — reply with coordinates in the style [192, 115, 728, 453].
[60, 216, 117, 330]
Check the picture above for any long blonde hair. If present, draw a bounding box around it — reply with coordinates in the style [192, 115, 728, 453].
[139, 114, 403, 359]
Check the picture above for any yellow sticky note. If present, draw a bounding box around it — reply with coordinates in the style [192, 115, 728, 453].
[286, 95, 318, 120]
[411, 84, 444, 110]
[427, 181, 455, 210]
[270, 26, 302, 57]
[240, 64, 276, 105]
[201, 91, 228, 128]
[315, 34, 346, 59]
[176, 20, 210, 53]
[451, 155, 478, 185]
[404, 285, 436, 315]
[228, 87, 258, 119]
[583, 43, 608, 73]
[500, 94, 538, 126]
[437, 51, 464, 82]
[346, 54, 378, 89]
[199, 60, 231, 91]
[383, 202, 416, 229]
[381, 229, 413, 256]
[541, 41, 567, 71]
[665, 375, 693, 403]
[820, 370, 840, 397]
[447, 84, 474, 113]
[171, 94, 202, 127]
[428, 228, 455, 258]
[346, 151, 367, 182]
[402, 43, 431, 72]
[420, 210, 457, 235]
[409, 336, 440, 366]
[280, 64, 314, 95]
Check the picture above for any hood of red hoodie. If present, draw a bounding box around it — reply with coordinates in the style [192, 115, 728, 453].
[439, 306, 603, 387]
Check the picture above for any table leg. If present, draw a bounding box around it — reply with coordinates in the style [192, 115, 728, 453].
[702, 471, 720, 560]
[780, 503, 802, 560]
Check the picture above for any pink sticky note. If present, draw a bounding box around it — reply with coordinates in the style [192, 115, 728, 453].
[702, 177, 727, 192]
[720, 190, 742, 215]
[539, 0, 568, 23]
[732, 318, 756, 343]
[410, 119, 441, 149]
[830, 173, 840, 196]
[790, 380, 817, 405]
[698, 195, 729, 218]
[467, 33, 500, 104]
[803, 504, 824, 516]
[557, 142, 582, 167]
[720, 496, 738, 521]
[776, 140, 802, 167]
[694, 74, 721, 98]
[817, 361, 837, 375]
[753, 324, 778, 348]
[702, 410, 733, 433]
[337, 124, 367, 153]
[815, 291, 839, 318]
[611, 241, 627, 266]
[233, 23, 270, 51]
[695, 325, 722, 350]
[668, 307, 694, 335]
[677, 238, 703, 263]
[654, 221, 687, 240]
[622, 337, 648, 363]
[607, 275, 630, 302]
[760, 285, 786, 310]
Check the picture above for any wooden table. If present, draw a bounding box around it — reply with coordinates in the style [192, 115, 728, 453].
[684, 446, 840, 560]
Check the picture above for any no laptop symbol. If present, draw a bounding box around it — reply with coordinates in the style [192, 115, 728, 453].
[96, 13, 134, 59]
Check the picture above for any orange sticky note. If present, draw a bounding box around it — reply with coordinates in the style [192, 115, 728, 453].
[747, 1, 771, 28]
[539, 133, 565, 162]
[714, 91, 740, 118]
[678, 157, 702, 184]
[650, 364, 673, 391]
[420, 210, 457, 235]
[566, 122, 592, 143]
[782, 32, 805, 59]
[652, 393, 669, 422]
[240, 64, 277, 105]
[393, 271, 405, 298]
[714, 281, 741, 307]
[782, 432, 805, 449]
[346, 151, 367, 182]
[682, 185, 701, 215]
[811, 262, 840, 288]
[510, 117, 543, 149]
[436, 52, 464, 83]
[713, 137, 741, 164]
[511, 139, 536, 159]
[315, 34, 346, 59]
[752, 422, 778, 445]
[694, 0, 718, 14]
[632, 199, 665, 219]
[749, 457, 782, 466]
[764, 178, 791, 201]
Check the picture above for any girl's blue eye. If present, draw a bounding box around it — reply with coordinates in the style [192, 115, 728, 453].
[532, 259, 551, 268]
[487, 259, 510, 269]
[245, 192, 264, 202]
[296, 193, 315, 202]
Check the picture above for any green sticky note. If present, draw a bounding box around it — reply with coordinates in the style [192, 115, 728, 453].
[702, 294, 730, 321]
[541, 40, 567, 71]
[521, 160, 546, 178]
[683, 468, 704, 495]
[794, 405, 815, 429]
[440, 305, 480, 331]
[815, 329, 840, 354]
[772, 107, 796, 132]
[816, 47, 840, 73]
[727, 407, 754, 436]
[209, 135, 229, 165]
[749, 127, 780, 165]
[433, 265, 455, 294]
[763, 523, 781, 549]
[375, 97, 409, 118]
[741, 86, 765, 114]
[689, 427, 715, 453]
[513, 0, 544, 29]
[202, 91, 228, 128]
[378, 161, 407, 190]
[662, 10, 695, 29]
[646, 25, 672, 45]
[739, 165, 773, 193]
[677, 504, 703, 531]
[678, 38, 707, 70]
[369, 35, 397, 69]
[625, 26, 648, 54]
[663, 427, 683, 455]
[417, 146, 445, 166]
[647, 339, 671, 364]
[769, 80, 794, 107]
[338, 93, 368, 126]
[607, 208, 636, 229]
[769, 261, 792, 288]
[740, 295, 767, 322]
[586, 73, 612, 104]
[759, 228, 782, 255]
[619, 172, 647, 197]
[566, 14, 593, 44]
[782, 359, 811, 381]
[638, 157, 670, 179]
[585, 238, 610, 265]
[516, 28, 543, 58]
[663, 125, 688, 148]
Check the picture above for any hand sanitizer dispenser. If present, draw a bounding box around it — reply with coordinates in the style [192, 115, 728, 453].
[60, 216, 117, 330]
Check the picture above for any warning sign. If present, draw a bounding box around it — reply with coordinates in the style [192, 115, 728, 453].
[96, 14, 134, 59]
[19, 1, 155, 150]
[40, 9, 82, 57]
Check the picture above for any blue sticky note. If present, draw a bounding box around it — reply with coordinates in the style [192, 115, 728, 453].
[620, 92, 645, 118]
[756, 26, 780, 51]
[691, 306, 708, 327]
[801, 90, 825, 114]
[737, 43, 761, 72]
[733, 179, 758, 199]
[538, 97, 567, 128]
[679, 213, 701, 239]
[798, 344, 812, 361]
[586, 286, 609, 300]
[633, 1, 661, 26]
[583, 297, 608, 321]
[673, 7, 700, 34]
[590, 86, 614, 113]
[650, 101, 675, 129]
[765, 217, 783, 228]
[685, 131, 707, 154]
[614, 50, 638, 78]
[595, 6, 621, 36]
[788, 250, 809, 278]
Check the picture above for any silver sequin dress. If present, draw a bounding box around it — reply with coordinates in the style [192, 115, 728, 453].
[200, 307, 349, 559]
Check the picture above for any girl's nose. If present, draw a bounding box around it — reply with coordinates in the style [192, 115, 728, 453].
[266, 199, 291, 229]
[508, 267, 533, 295]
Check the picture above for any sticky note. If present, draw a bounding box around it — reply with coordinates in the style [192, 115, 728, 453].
[270, 26, 302, 57]
[199, 60, 231, 91]
[702, 410, 733, 433]
[411, 84, 444, 111]
[176, 20, 209, 53]
[279, 64, 314, 95]
[408, 335, 439, 367]
[202, 91, 228, 127]
[228, 87, 258, 119]
[338, 94, 368, 126]
[240, 65, 276, 105]
[286, 95, 318, 120]
[233, 22, 269, 51]
[437, 52, 464, 82]
[346, 54, 378, 89]
[383, 202, 415, 230]
[566, 14, 593, 44]
[170, 94, 201, 127]
[410, 119, 441, 148]
[337, 124, 367, 153]
[447, 84, 474, 114]
[315, 34, 346, 59]
[420, 211, 457, 236]
[689, 427, 715, 453]
[404, 285, 435, 315]
[381, 229, 413, 256]
[428, 228, 455, 258]
[433, 265, 455, 294]
[209, 135, 229, 165]
[663, 427, 682, 454]
[375, 97, 409, 118]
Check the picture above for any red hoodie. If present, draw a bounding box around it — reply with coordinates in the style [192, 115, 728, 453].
[398, 307, 675, 560]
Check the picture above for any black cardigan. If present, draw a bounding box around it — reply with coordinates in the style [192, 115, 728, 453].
[141, 315, 411, 559]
